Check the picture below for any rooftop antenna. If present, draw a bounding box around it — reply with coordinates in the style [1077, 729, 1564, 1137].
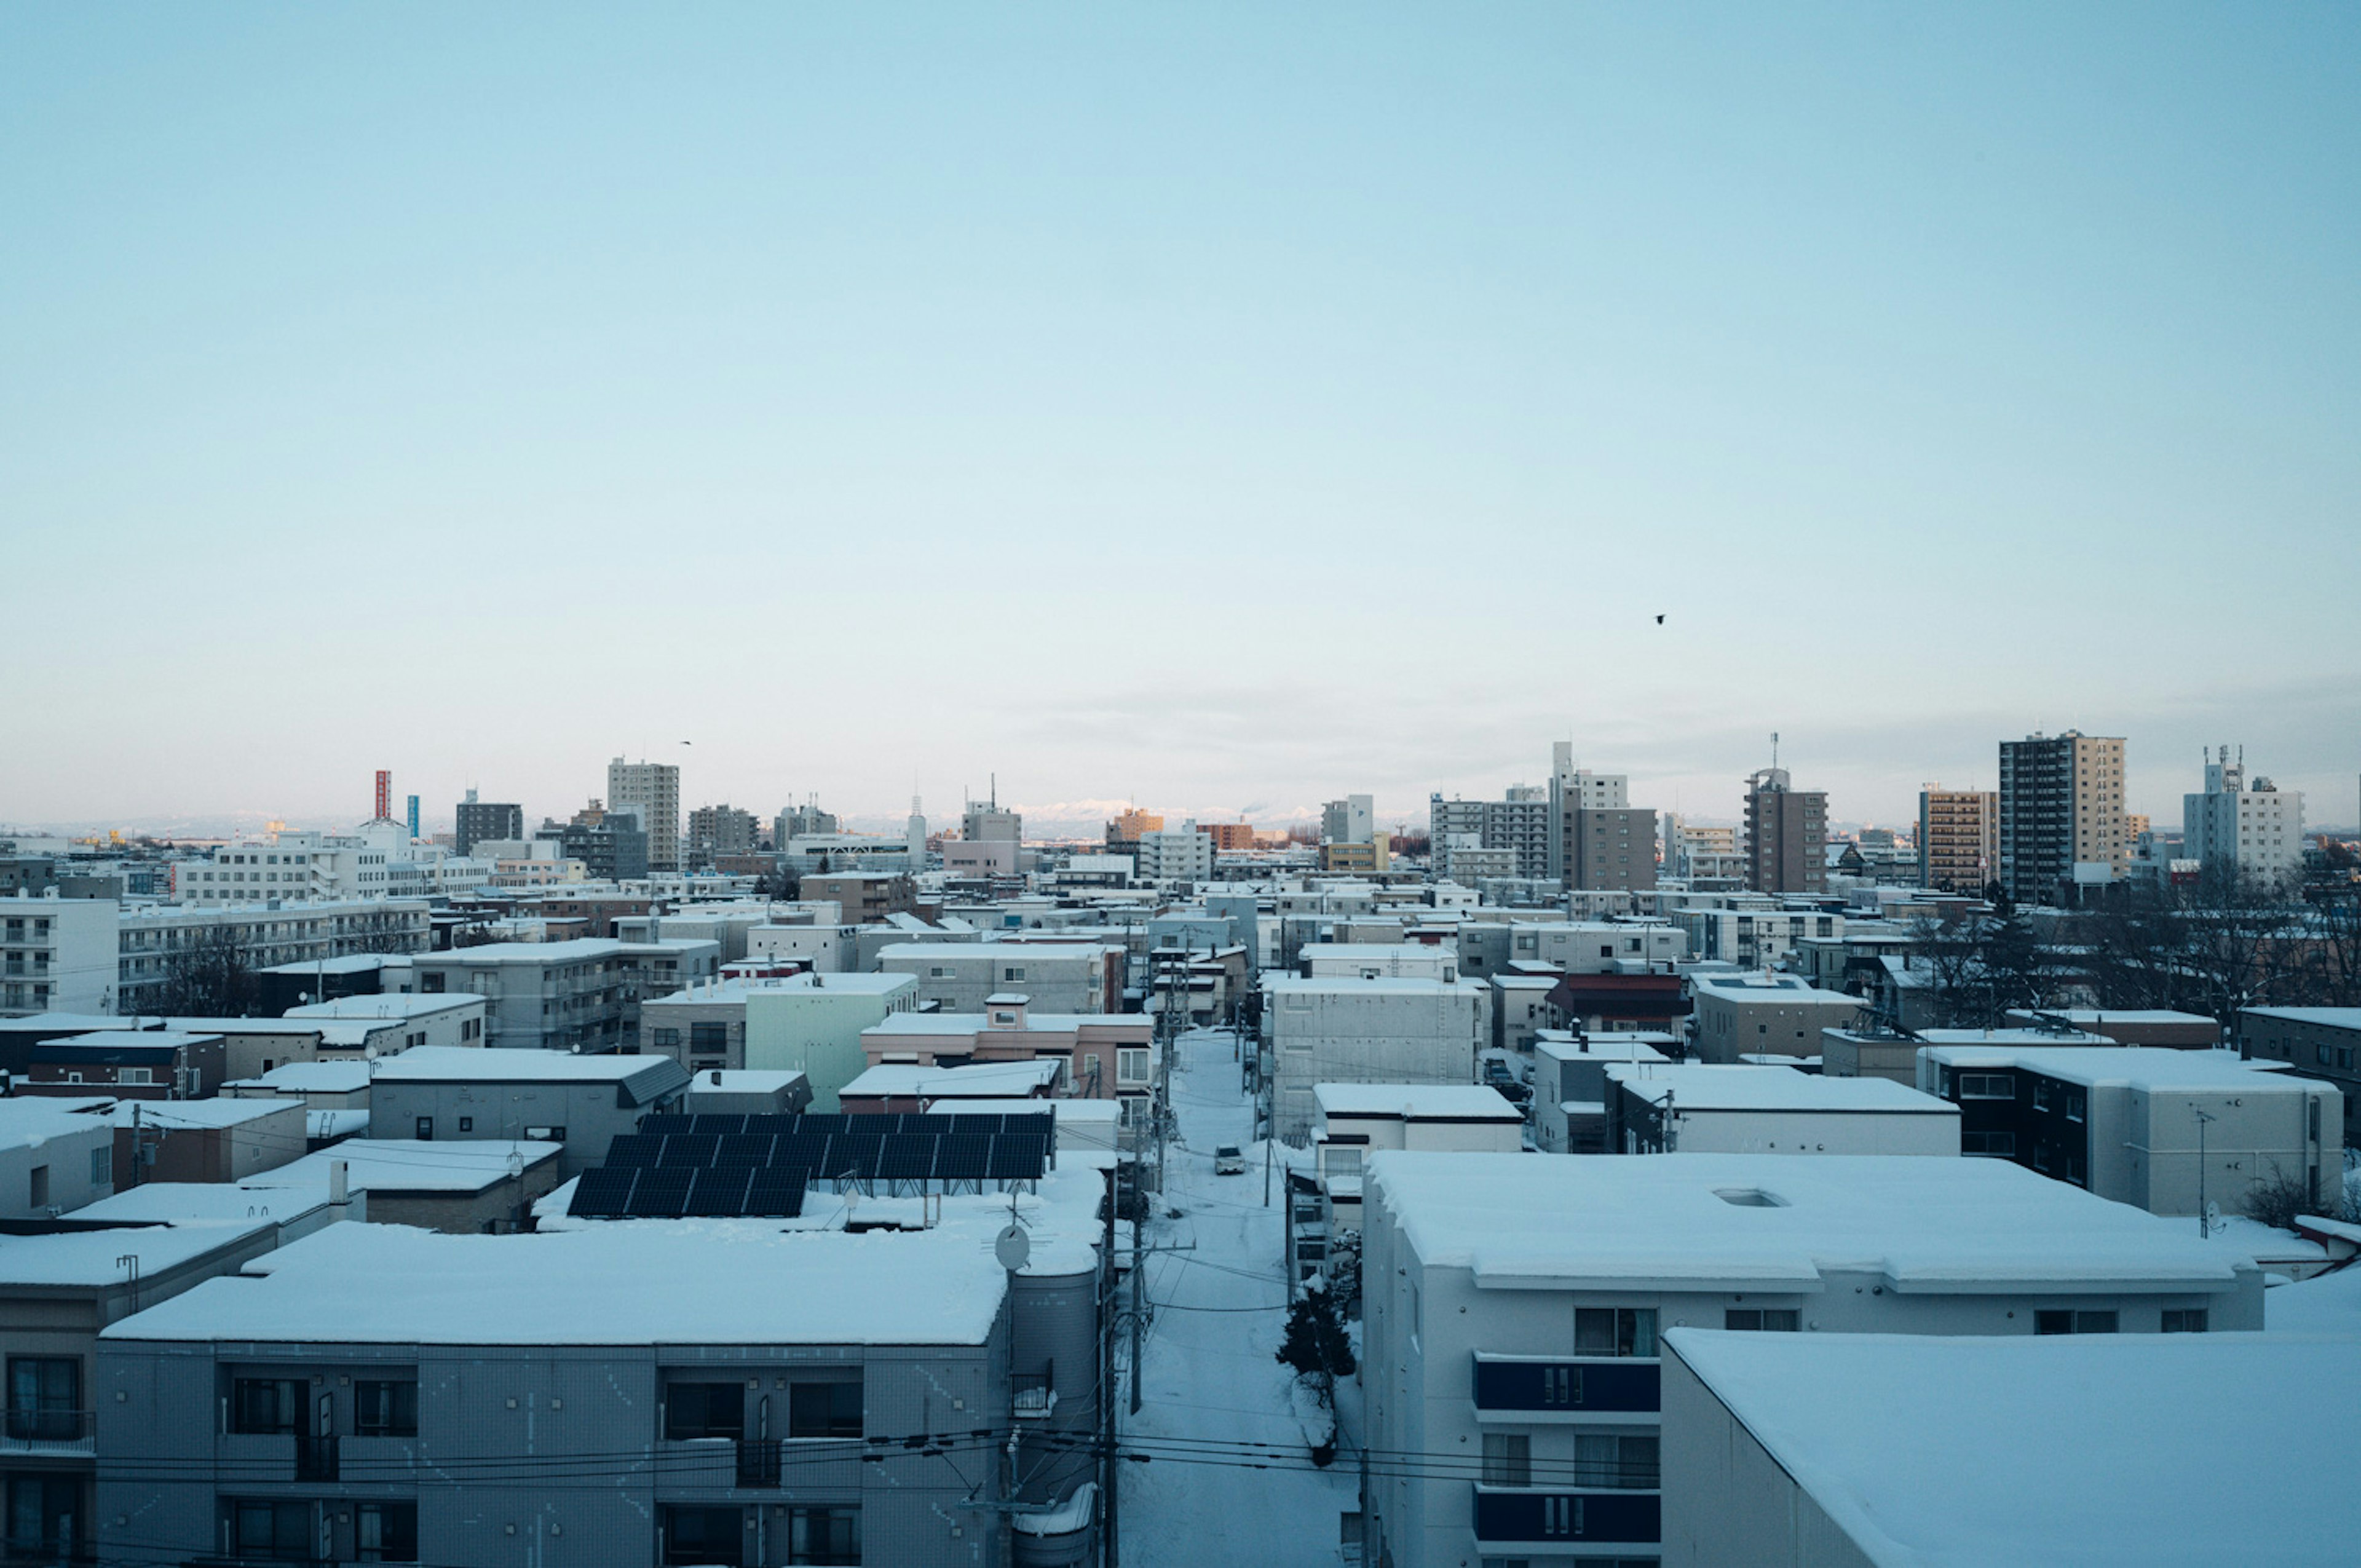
[1770, 732, 1780, 770]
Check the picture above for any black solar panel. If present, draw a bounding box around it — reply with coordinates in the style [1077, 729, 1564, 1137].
[684, 1167, 754, 1216]
[745, 1114, 797, 1137]
[840, 1114, 900, 1139]
[987, 1133, 1049, 1181]
[743, 1169, 807, 1218]
[688, 1114, 747, 1136]
[1002, 1113, 1054, 1141]
[947, 1114, 1003, 1138]
[879, 1134, 938, 1181]
[831, 1133, 884, 1178]
[792, 1114, 846, 1138]
[657, 1133, 720, 1168]
[716, 1133, 775, 1166]
[625, 1168, 693, 1217]
[769, 1133, 828, 1171]
[604, 1134, 664, 1168]
[937, 1134, 993, 1181]
[639, 1114, 692, 1137]
[569, 1168, 636, 1217]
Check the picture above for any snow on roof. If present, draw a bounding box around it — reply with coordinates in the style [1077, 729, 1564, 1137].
[1299, 942, 1457, 958]
[104, 1220, 1010, 1346]
[861, 1013, 1150, 1037]
[0, 1217, 280, 1289]
[1263, 975, 1479, 996]
[1664, 1328, 2361, 1567]
[2269, 1256, 2361, 1334]
[747, 973, 921, 996]
[283, 994, 477, 1021]
[255, 954, 395, 975]
[1313, 1084, 1521, 1121]
[0, 1098, 112, 1155]
[841, 1059, 1062, 1098]
[2009, 1008, 2220, 1026]
[2243, 1007, 2361, 1029]
[226, 1062, 373, 1094]
[246, 1139, 560, 1195]
[417, 938, 625, 964]
[1918, 1045, 2311, 1093]
[1690, 974, 1862, 1005]
[1913, 1028, 2112, 1047]
[1534, 1032, 1674, 1065]
[73, 1181, 339, 1228]
[1490, 974, 1560, 990]
[36, 1030, 220, 1052]
[310, 1109, 370, 1141]
[1605, 1065, 1955, 1115]
[368, 1046, 686, 1086]
[922, 1098, 1115, 1123]
[685, 1070, 807, 1094]
[108, 1099, 304, 1131]
[1367, 1152, 2250, 1292]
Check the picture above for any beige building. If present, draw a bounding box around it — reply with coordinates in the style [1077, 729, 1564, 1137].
[1918, 786, 1998, 893]
[606, 756, 681, 871]
[1998, 730, 2127, 904]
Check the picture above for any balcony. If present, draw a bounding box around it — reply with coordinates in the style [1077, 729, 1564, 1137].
[1013, 1368, 1058, 1420]
[293, 1434, 339, 1481]
[0, 1409, 93, 1457]
[735, 1438, 782, 1489]
[1473, 1487, 1661, 1546]
[1471, 1357, 1659, 1416]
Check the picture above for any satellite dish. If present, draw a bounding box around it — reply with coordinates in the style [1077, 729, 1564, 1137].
[995, 1223, 1032, 1273]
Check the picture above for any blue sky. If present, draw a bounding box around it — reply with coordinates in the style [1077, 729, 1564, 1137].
[4, 4, 2355, 835]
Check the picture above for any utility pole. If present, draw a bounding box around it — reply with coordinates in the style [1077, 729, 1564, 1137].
[2194, 1106, 2215, 1238]
[1129, 1216, 1146, 1416]
[1101, 1163, 1119, 1568]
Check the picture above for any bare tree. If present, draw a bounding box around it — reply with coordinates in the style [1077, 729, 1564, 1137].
[150, 926, 260, 1017]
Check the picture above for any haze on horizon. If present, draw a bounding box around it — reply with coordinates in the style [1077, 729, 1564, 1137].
[5, 4, 2356, 836]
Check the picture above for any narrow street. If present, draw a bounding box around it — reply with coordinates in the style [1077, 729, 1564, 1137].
[1120, 1026, 1360, 1567]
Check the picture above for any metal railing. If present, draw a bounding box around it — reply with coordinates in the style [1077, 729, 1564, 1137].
[0, 1409, 93, 1455]
[734, 1438, 781, 1489]
[293, 1434, 339, 1482]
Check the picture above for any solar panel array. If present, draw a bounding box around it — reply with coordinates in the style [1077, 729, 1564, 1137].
[568, 1111, 1054, 1219]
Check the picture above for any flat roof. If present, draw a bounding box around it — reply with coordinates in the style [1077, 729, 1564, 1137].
[1913, 1028, 2112, 1046]
[103, 1221, 1008, 1346]
[2244, 1007, 2361, 1029]
[247, 1139, 561, 1196]
[877, 942, 1110, 960]
[1534, 1032, 1676, 1064]
[283, 994, 477, 1021]
[744, 973, 921, 996]
[1299, 943, 1456, 958]
[108, 1099, 303, 1131]
[1367, 1152, 2248, 1293]
[841, 1059, 1062, 1097]
[0, 1216, 280, 1289]
[227, 1062, 373, 1093]
[1313, 1084, 1521, 1121]
[1690, 975, 1862, 1005]
[255, 954, 394, 975]
[923, 1097, 1118, 1124]
[1665, 1328, 2361, 1567]
[686, 1070, 807, 1094]
[165, 1017, 324, 1036]
[861, 1013, 1150, 1037]
[0, 1099, 112, 1155]
[2005, 1008, 2219, 1026]
[369, 1046, 686, 1085]
[414, 938, 625, 964]
[1919, 1045, 2312, 1093]
[1604, 1064, 1955, 1114]
[1264, 976, 1481, 996]
[72, 1182, 340, 1228]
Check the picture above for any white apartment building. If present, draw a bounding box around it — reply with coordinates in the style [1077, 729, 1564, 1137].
[606, 756, 682, 871]
[1265, 976, 1491, 1140]
[1134, 826, 1215, 883]
[1604, 1063, 1961, 1155]
[1508, 921, 1687, 973]
[1361, 1152, 2260, 1568]
[115, 900, 433, 1016]
[2183, 746, 2304, 889]
[875, 942, 1118, 1015]
[178, 822, 411, 906]
[1297, 1083, 1521, 1289]
[1322, 794, 1377, 845]
[1300, 943, 1460, 981]
[0, 896, 118, 1015]
[1674, 905, 1845, 968]
[1532, 1031, 1678, 1153]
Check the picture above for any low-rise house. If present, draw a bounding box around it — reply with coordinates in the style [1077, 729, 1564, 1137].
[1688, 973, 1864, 1064]
[876, 941, 1121, 1015]
[1659, 1330, 2359, 1568]
[861, 996, 1157, 1122]
[839, 1058, 1064, 1113]
[1532, 1032, 1678, 1153]
[683, 1069, 812, 1117]
[221, 1060, 374, 1112]
[282, 991, 486, 1050]
[1918, 1043, 2339, 1216]
[113, 1099, 311, 1186]
[0, 1098, 117, 1217]
[160, 1018, 330, 1082]
[1360, 1151, 2260, 1568]
[1820, 1021, 2111, 1085]
[1604, 1064, 1961, 1155]
[367, 1047, 690, 1178]
[1490, 973, 1560, 1053]
[97, 1222, 1030, 1568]
[245, 1139, 563, 1233]
[1544, 970, 1691, 1034]
[21, 1031, 226, 1101]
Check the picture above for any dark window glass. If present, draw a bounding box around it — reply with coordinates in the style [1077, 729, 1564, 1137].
[663, 1505, 743, 1567]
[357, 1501, 417, 1562]
[231, 1499, 314, 1559]
[665, 1381, 745, 1441]
[231, 1378, 301, 1435]
[1573, 1307, 1656, 1357]
[7, 1476, 80, 1558]
[1723, 1309, 1798, 1332]
[789, 1378, 863, 1439]
[789, 1505, 861, 1565]
[2162, 1309, 2209, 1334]
[7, 1358, 79, 1441]
[355, 1380, 419, 1437]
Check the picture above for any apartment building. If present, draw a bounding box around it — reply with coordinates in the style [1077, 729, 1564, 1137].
[368, 1046, 690, 1178]
[2183, 746, 2306, 889]
[408, 938, 716, 1051]
[685, 803, 761, 869]
[861, 994, 1158, 1118]
[1672, 904, 1843, 969]
[1359, 1151, 2258, 1568]
[1603, 1063, 1961, 1155]
[1920, 1044, 2340, 1214]
[1321, 795, 1375, 845]
[0, 896, 116, 1016]
[1532, 1032, 1677, 1153]
[1134, 827, 1216, 884]
[1689, 973, 1865, 1064]
[802, 873, 916, 925]
[1998, 729, 2127, 905]
[1917, 786, 1998, 893]
[741, 973, 923, 1112]
[453, 793, 523, 857]
[1430, 790, 1553, 881]
[875, 943, 1120, 1016]
[2240, 1007, 2361, 1146]
[114, 900, 433, 1017]
[1742, 769, 1826, 895]
[607, 756, 682, 871]
[1297, 1084, 1521, 1289]
[1265, 976, 1491, 1141]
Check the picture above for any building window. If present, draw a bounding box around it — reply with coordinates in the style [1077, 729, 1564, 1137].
[1573, 1307, 1656, 1358]
[2034, 1310, 2118, 1336]
[661, 1505, 743, 1567]
[664, 1381, 745, 1441]
[1961, 1131, 2015, 1157]
[414, 1118, 433, 1141]
[1956, 1073, 2014, 1100]
[227, 1499, 314, 1561]
[354, 1379, 419, 1437]
[7, 1358, 80, 1441]
[2065, 1092, 2086, 1123]
[1541, 1495, 1581, 1537]
[788, 1504, 860, 1564]
[355, 1500, 417, 1562]
[7, 1476, 81, 1560]
[1117, 1049, 1150, 1085]
[90, 1147, 111, 1186]
[2032, 1082, 2051, 1112]
[1323, 1147, 1362, 1178]
[231, 1378, 303, 1435]
[1574, 1431, 1659, 1489]
[789, 1376, 863, 1439]
[25, 1166, 45, 1210]
[1481, 1432, 1531, 1487]
[2161, 1309, 2209, 1334]
[1723, 1309, 1799, 1332]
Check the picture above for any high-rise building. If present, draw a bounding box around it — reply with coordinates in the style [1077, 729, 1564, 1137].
[686, 804, 759, 869]
[1918, 786, 1998, 893]
[1568, 806, 1659, 890]
[607, 757, 681, 871]
[775, 799, 839, 845]
[405, 796, 420, 841]
[1430, 788, 1552, 880]
[1546, 742, 1634, 887]
[456, 790, 525, 858]
[1998, 731, 2127, 905]
[1744, 768, 1827, 894]
[2183, 746, 2304, 890]
[1321, 796, 1375, 845]
[1105, 808, 1164, 846]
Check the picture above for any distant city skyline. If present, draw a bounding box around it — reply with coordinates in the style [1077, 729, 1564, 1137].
[5, 7, 2354, 834]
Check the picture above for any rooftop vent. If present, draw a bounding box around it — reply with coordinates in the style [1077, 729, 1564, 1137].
[1714, 1187, 1787, 1208]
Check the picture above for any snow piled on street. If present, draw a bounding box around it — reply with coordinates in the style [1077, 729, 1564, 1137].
[1121, 1026, 1359, 1567]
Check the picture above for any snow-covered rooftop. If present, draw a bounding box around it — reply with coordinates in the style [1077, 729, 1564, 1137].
[283, 994, 477, 1021]
[107, 1099, 302, 1131]
[1313, 1084, 1521, 1121]
[1665, 1328, 2361, 1567]
[745, 972, 921, 996]
[226, 1062, 373, 1094]
[1533, 1031, 1675, 1065]
[417, 938, 623, 964]
[1912, 1027, 2112, 1046]
[1263, 976, 1479, 996]
[103, 1221, 1010, 1346]
[862, 1012, 1150, 1037]
[1605, 1064, 1956, 1115]
[841, 1059, 1062, 1098]
[0, 1216, 280, 1288]
[2243, 1007, 2361, 1029]
[73, 1181, 340, 1228]
[922, 1097, 1116, 1124]
[1918, 1045, 2308, 1093]
[0, 1098, 111, 1154]
[1690, 975, 1862, 1005]
[1367, 1151, 2252, 1293]
[368, 1046, 684, 1085]
[684, 1070, 807, 1095]
[246, 1139, 560, 1195]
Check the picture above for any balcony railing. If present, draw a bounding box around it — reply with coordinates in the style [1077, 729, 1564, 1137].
[1473, 1487, 1660, 1546]
[0, 1410, 94, 1455]
[293, 1433, 339, 1481]
[1013, 1368, 1058, 1420]
[735, 1438, 782, 1489]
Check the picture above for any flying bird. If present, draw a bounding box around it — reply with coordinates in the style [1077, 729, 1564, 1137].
[1655, 614, 1666, 625]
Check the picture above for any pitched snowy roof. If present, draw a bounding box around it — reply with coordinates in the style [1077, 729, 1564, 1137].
[1368, 1151, 2249, 1293]
[1313, 1084, 1521, 1121]
[1664, 1328, 2361, 1567]
[103, 1221, 1009, 1346]
[1605, 1064, 1956, 1115]
[226, 1062, 373, 1094]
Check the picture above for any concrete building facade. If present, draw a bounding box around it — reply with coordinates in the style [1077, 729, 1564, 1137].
[1998, 729, 2127, 904]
